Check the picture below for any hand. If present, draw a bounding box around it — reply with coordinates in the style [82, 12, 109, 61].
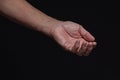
[51, 21, 97, 56]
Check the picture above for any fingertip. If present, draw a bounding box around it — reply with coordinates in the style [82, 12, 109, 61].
[87, 42, 92, 46]
[88, 33, 95, 41]
[91, 36, 95, 41]
[79, 26, 95, 41]
[93, 42, 97, 45]
[92, 42, 97, 48]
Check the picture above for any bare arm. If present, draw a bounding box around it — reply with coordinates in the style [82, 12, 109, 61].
[0, 0, 62, 36]
[0, 0, 96, 56]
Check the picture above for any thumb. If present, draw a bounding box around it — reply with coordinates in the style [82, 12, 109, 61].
[79, 26, 95, 41]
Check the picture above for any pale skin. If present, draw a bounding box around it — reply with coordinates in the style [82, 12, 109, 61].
[0, 0, 97, 56]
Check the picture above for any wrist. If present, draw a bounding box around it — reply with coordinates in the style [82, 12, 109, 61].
[48, 20, 64, 37]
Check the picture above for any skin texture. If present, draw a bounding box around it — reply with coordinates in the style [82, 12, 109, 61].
[52, 21, 97, 56]
[0, 0, 97, 56]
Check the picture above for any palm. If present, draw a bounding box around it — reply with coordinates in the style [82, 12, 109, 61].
[52, 25, 83, 52]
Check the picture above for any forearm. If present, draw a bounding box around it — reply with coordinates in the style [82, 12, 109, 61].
[0, 0, 62, 36]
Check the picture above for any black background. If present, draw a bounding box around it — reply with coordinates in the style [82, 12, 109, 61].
[1, 0, 120, 79]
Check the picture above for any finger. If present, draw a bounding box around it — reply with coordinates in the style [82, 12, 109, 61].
[93, 42, 97, 48]
[63, 41, 72, 52]
[72, 40, 80, 53]
[78, 41, 88, 55]
[79, 26, 95, 42]
[84, 42, 93, 56]
[76, 39, 84, 56]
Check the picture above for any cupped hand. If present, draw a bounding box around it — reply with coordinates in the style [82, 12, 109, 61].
[51, 21, 97, 56]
